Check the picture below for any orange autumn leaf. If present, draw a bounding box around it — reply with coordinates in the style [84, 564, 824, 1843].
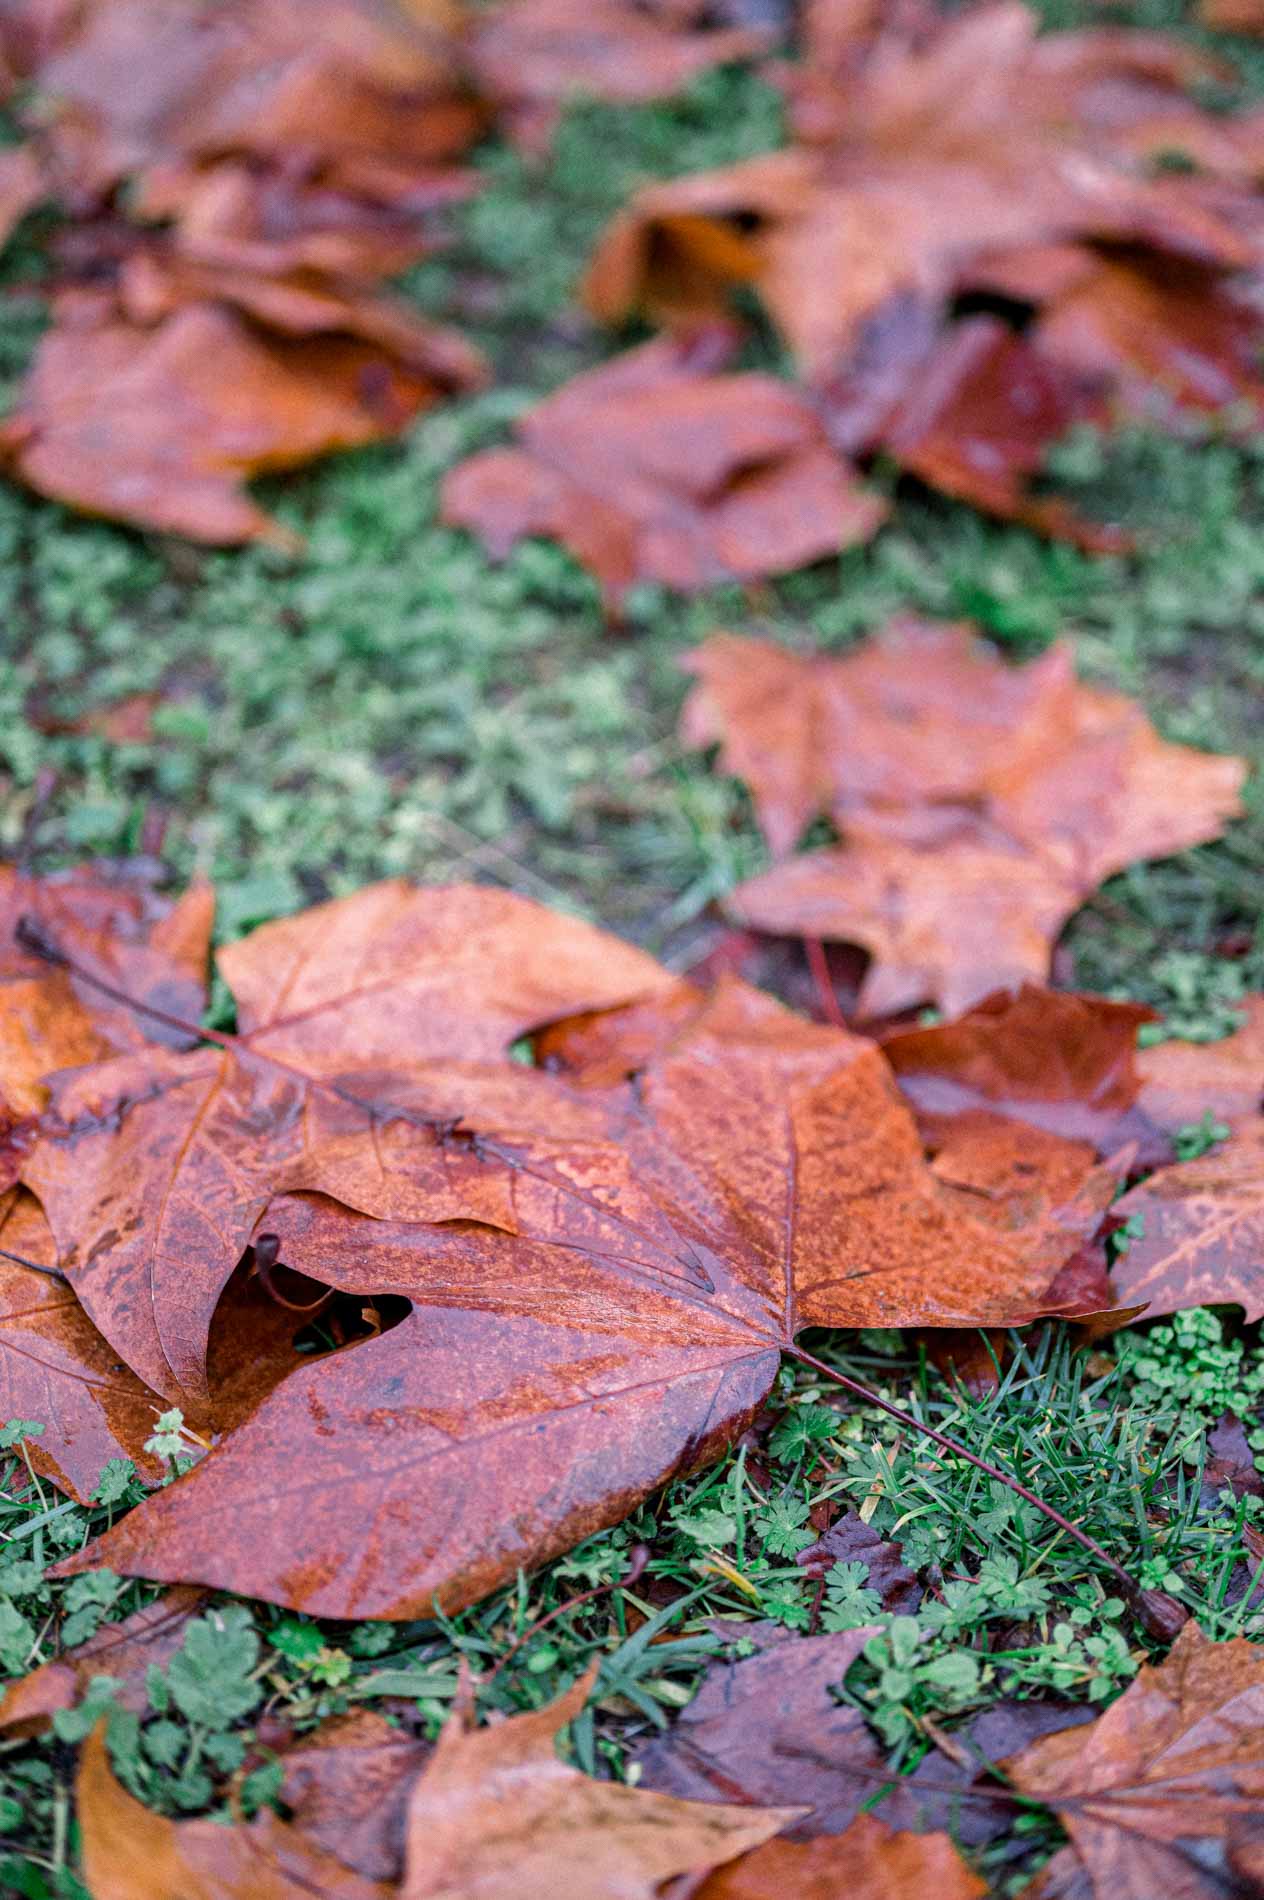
[682, 621, 1246, 1015]
[399, 1671, 798, 1899]
[0, 291, 482, 547]
[76, 1721, 393, 1900]
[21, 880, 671, 1401]
[692, 1814, 986, 1900]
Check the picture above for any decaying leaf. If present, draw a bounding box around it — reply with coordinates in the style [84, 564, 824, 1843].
[1007, 1621, 1264, 1900]
[279, 1711, 431, 1883]
[636, 1624, 888, 1835]
[470, 0, 769, 153]
[794, 1508, 922, 1612]
[49, 967, 1119, 1616]
[691, 1813, 987, 1900]
[76, 1721, 393, 1900]
[442, 332, 885, 606]
[1109, 1126, 1264, 1321]
[682, 621, 1245, 1014]
[1138, 998, 1264, 1135]
[22, 879, 669, 1401]
[400, 1670, 798, 1898]
[0, 1587, 206, 1739]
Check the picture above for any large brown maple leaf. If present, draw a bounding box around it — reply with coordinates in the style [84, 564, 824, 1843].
[21, 880, 672, 1401]
[53, 977, 1122, 1617]
[681, 621, 1246, 1015]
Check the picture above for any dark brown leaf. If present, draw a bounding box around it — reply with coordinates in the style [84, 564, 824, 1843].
[794, 1508, 922, 1613]
[0, 1587, 205, 1739]
[278, 1711, 430, 1882]
[636, 1624, 886, 1837]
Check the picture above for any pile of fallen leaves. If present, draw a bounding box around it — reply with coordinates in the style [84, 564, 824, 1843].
[0, 631, 1261, 1891]
[8, 0, 1264, 577]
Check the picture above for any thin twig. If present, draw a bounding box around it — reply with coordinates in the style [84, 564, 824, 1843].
[789, 1347, 1187, 1641]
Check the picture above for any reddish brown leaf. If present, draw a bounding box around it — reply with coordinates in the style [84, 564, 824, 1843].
[1109, 1126, 1264, 1321]
[882, 985, 1161, 1157]
[691, 1814, 986, 1900]
[52, 977, 1116, 1616]
[22, 879, 672, 1400]
[471, 0, 769, 154]
[636, 1625, 887, 1836]
[1138, 999, 1264, 1135]
[1037, 255, 1264, 427]
[0, 1586, 205, 1740]
[441, 332, 886, 608]
[400, 1671, 797, 1899]
[878, 317, 1129, 550]
[1007, 1621, 1264, 1900]
[584, 4, 1254, 377]
[76, 1720, 393, 1900]
[1203, 1412, 1264, 1504]
[683, 622, 1245, 1015]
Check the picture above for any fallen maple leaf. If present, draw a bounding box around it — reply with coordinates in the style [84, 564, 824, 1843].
[583, 2, 1254, 379]
[690, 1813, 987, 1900]
[21, 879, 672, 1401]
[1109, 1126, 1264, 1321]
[1007, 1621, 1264, 1899]
[1138, 999, 1264, 1135]
[0, 0, 486, 537]
[401, 1670, 797, 1900]
[441, 331, 886, 608]
[50, 975, 1124, 1616]
[682, 621, 1246, 1014]
[470, 0, 769, 153]
[76, 1720, 393, 1900]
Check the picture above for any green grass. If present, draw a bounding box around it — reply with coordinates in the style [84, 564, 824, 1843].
[3, 22, 1264, 1897]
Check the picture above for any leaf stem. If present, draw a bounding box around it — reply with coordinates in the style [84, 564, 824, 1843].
[788, 1346, 1187, 1641]
[803, 937, 846, 1031]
